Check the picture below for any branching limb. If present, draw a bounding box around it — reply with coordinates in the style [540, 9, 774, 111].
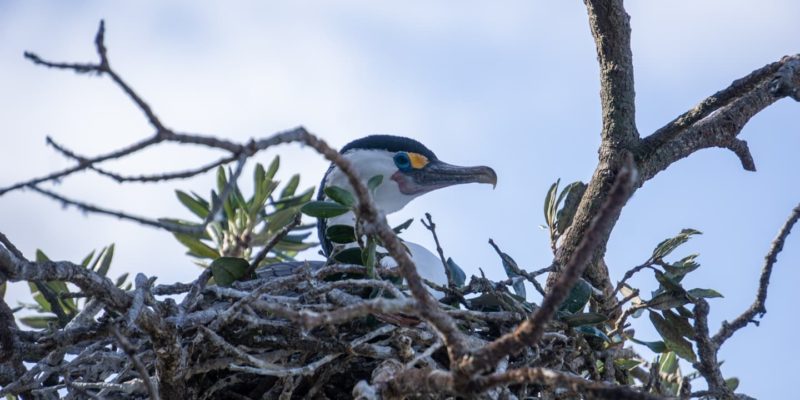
[638, 55, 800, 180]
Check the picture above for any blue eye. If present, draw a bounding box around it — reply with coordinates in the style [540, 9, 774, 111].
[394, 152, 411, 170]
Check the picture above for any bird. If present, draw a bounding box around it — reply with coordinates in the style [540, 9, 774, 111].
[259, 135, 497, 289]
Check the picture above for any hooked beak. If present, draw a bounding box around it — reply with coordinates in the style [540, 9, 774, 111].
[393, 160, 497, 195]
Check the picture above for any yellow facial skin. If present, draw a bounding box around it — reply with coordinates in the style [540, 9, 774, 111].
[408, 152, 429, 169]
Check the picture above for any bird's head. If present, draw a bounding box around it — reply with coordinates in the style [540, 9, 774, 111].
[319, 134, 497, 222]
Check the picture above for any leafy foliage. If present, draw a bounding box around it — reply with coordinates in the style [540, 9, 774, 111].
[168, 157, 316, 276]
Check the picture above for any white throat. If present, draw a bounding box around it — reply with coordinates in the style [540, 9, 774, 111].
[323, 149, 421, 227]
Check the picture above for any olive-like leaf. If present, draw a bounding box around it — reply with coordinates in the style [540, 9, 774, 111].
[575, 325, 610, 342]
[176, 190, 209, 219]
[659, 351, 679, 375]
[174, 234, 219, 259]
[646, 291, 690, 310]
[446, 257, 466, 288]
[559, 279, 592, 313]
[543, 179, 559, 229]
[614, 358, 644, 371]
[629, 337, 667, 353]
[95, 244, 114, 277]
[649, 311, 697, 362]
[280, 174, 301, 199]
[561, 312, 608, 327]
[324, 186, 356, 208]
[367, 175, 384, 191]
[210, 257, 251, 287]
[333, 247, 363, 265]
[652, 229, 702, 260]
[662, 309, 694, 339]
[687, 288, 723, 299]
[326, 225, 356, 244]
[265, 156, 280, 181]
[301, 201, 350, 218]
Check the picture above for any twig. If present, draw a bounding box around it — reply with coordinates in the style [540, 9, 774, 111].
[111, 327, 160, 400]
[48, 137, 239, 183]
[713, 203, 800, 346]
[420, 213, 453, 287]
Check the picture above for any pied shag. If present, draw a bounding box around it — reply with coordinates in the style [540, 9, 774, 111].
[316, 135, 497, 285]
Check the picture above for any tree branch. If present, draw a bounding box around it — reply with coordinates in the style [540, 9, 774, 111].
[714, 203, 800, 346]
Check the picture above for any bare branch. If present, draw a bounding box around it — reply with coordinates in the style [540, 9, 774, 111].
[714, 203, 800, 346]
[421, 213, 453, 287]
[639, 55, 800, 180]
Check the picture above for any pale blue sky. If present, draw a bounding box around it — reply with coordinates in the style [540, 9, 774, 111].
[1, 1, 799, 397]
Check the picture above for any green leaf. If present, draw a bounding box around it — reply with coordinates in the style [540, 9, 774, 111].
[333, 247, 363, 265]
[280, 174, 301, 199]
[35, 249, 50, 262]
[646, 291, 690, 310]
[555, 182, 586, 236]
[575, 325, 610, 342]
[649, 311, 697, 362]
[725, 377, 740, 392]
[629, 337, 668, 353]
[393, 218, 414, 234]
[210, 257, 251, 287]
[654, 270, 684, 293]
[174, 233, 219, 259]
[687, 288, 723, 299]
[217, 167, 235, 221]
[662, 309, 694, 339]
[301, 201, 350, 218]
[652, 229, 702, 260]
[324, 186, 355, 208]
[176, 190, 210, 219]
[658, 351, 679, 375]
[20, 315, 58, 330]
[265, 156, 280, 181]
[265, 206, 300, 234]
[367, 175, 384, 191]
[561, 312, 608, 327]
[95, 244, 114, 277]
[326, 225, 356, 244]
[363, 237, 378, 277]
[254, 163, 266, 194]
[614, 358, 644, 371]
[543, 179, 559, 229]
[559, 279, 592, 313]
[115, 273, 129, 288]
[80, 250, 96, 268]
[662, 254, 701, 282]
[446, 257, 466, 288]
[510, 277, 526, 299]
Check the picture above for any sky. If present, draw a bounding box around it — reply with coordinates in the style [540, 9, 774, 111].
[1, 1, 799, 397]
